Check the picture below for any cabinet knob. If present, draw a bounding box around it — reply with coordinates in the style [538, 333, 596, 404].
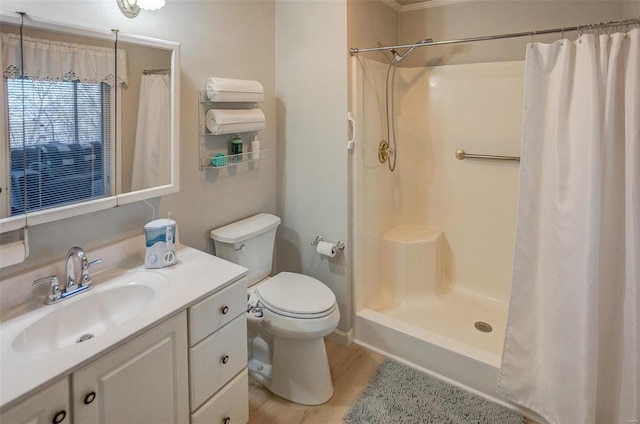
[223, 417, 231, 424]
[52, 410, 66, 424]
[221, 305, 229, 315]
[221, 355, 230, 364]
[84, 391, 96, 405]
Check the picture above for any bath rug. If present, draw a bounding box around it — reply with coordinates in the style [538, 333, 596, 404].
[344, 358, 524, 424]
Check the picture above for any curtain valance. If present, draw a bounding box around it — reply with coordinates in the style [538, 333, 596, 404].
[1, 33, 128, 87]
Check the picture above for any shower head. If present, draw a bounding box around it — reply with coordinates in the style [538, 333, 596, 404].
[391, 38, 432, 64]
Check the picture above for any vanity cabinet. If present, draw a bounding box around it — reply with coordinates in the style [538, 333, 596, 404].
[0, 314, 189, 424]
[0, 250, 249, 424]
[72, 311, 189, 424]
[0, 378, 70, 424]
[188, 278, 248, 423]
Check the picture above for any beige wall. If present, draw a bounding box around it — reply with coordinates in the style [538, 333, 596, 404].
[398, 1, 631, 67]
[348, 0, 399, 64]
[347, 0, 398, 130]
[0, 0, 277, 278]
[275, 1, 350, 333]
[625, 1, 640, 15]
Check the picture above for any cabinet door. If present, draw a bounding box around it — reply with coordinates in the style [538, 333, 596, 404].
[72, 312, 188, 424]
[0, 378, 70, 424]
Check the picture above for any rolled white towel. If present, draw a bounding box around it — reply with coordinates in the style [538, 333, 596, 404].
[206, 108, 266, 135]
[205, 77, 264, 102]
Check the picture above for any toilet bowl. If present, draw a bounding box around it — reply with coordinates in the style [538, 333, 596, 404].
[210, 214, 340, 405]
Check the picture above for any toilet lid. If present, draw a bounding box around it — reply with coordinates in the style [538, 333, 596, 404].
[256, 272, 336, 317]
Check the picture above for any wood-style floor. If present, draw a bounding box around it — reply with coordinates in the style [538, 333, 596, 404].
[248, 339, 384, 424]
[248, 338, 541, 424]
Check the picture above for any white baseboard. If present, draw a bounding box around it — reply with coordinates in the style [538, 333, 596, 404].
[327, 327, 354, 346]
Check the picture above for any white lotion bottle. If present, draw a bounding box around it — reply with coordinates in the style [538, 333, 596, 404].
[251, 134, 260, 160]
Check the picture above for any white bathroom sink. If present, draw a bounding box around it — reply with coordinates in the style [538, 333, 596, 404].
[0, 240, 249, 409]
[12, 271, 169, 355]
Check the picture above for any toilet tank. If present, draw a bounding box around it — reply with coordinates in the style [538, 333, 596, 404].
[210, 213, 281, 287]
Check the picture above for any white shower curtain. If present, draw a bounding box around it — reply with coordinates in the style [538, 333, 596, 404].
[131, 73, 171, 191]
[498, 28, 639, 424]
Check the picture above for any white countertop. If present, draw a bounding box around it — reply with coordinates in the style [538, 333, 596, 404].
[0, 238, 247, 410]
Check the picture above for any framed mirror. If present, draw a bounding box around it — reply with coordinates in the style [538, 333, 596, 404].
[0, 12, 180, 233]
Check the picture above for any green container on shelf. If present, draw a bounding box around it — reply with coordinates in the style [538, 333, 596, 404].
[211, 153, 227, 167]
[230, 135, 243, 162]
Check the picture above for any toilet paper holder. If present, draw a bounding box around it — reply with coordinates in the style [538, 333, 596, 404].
[311, 236, 345, 251]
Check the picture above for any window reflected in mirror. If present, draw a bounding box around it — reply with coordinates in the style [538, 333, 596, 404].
[7, 78, 112, 214]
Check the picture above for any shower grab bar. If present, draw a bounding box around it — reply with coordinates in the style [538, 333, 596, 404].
[455, 149, 520, 162]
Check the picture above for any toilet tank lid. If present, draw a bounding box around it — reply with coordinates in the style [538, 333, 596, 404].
[210, 213, 281, 243]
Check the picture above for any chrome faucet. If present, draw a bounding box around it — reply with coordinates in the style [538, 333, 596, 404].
[33, 247, 102, 305]
[65, 246, 102, 294]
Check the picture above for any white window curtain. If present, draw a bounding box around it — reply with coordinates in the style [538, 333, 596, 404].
[131, 73, 171, 191]
[1, 33, 128, 87]
[497, 28, 639, 424]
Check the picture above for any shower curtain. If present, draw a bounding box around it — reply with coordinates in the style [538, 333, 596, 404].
[498, 28, 639, 424]
[131, 73, 171, 191]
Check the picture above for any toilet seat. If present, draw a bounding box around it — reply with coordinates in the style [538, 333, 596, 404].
[254, 272, 337, 319]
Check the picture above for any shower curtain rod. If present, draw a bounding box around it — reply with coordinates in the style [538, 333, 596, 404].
[349, 17, 640, 56]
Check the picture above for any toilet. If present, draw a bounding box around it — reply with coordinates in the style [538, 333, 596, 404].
[210, 213, 339, 405]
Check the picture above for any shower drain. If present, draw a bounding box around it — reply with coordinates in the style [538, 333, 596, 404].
[474, 321, 493, 333]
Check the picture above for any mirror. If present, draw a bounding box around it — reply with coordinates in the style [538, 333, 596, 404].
[0, 12, 180, 233]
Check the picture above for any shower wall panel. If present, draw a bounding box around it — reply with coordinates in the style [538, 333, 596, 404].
[396, 61, 524, 301]
[354, 57, 524, 308]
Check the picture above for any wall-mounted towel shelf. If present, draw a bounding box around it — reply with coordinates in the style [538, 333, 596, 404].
[197, 88, 265, 172]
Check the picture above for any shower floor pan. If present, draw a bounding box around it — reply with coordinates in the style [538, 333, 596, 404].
[355, 287, 510, 404]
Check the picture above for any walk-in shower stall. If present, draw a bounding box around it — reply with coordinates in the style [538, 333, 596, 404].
[350, 11, 640, 421]
[350, 54, 524, 402]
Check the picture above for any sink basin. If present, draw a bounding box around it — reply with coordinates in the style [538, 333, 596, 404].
[12, 271, 169, 355]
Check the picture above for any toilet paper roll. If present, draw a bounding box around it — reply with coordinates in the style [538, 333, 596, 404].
[316, 241, 337, 258]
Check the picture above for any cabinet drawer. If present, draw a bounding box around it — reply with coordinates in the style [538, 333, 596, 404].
[189, 316, 247, 410]
[191, 369, 248, 424]
[189, 278, 247, 346]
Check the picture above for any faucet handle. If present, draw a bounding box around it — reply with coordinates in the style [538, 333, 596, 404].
[80, 258, 103, 287]
[33, 275, 61, 304]
[88, 258, 103, 268]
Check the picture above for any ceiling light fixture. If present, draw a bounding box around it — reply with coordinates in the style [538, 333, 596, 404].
[117, 0, 165, 18]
